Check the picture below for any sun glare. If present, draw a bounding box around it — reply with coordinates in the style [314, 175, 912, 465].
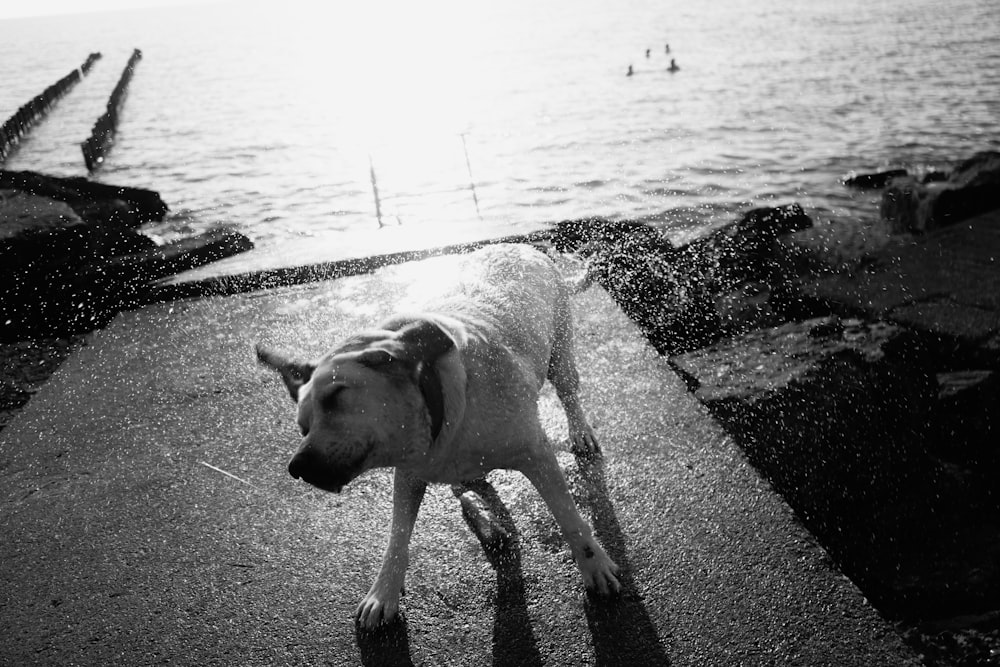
[300, 2, 484, 140]
[269, 0, 497, 240]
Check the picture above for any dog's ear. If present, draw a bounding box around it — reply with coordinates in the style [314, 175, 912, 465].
[255, 344, 316, 402]
[353, 321, 454, 371]
[395, 319, 456, 362]
[393, 319, 465, 446]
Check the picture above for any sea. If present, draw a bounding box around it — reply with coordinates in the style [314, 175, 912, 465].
[2, 0, 999, 262]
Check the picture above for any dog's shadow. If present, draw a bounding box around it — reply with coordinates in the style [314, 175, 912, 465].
[463, 461, 670, 667]
[355, 613, 414, 667]
[354, 479, 542, 667]
[354, 460, 669, 667]
[457, 478, 546, 667]
[575, 454, 671, 666]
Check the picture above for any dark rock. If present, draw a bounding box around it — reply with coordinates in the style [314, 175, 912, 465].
[2, 189, 154, 275]
[91, 226, 157, 258]
[550, 217, 666, 254]
[70, 197, 143, 228]
[843, 168, 909, 189]
[577, 203, 812, 354]
[880, 151, 1000, 233]
[0, 192, 90, 272]
[880, 176, 934, 234]
[779, 218, 896, 277]
[0, 380, 31, 411]
[671, 315, 1000, 619]
[683, 203, 812, 293]
[588, 233, 720, 354]
[0, 228, 253, 341]
[2, 172, 250, 340]
[0, 169, 168, 224]
[921, 170, 950, 184]
[931, 150, 1000, 226]
[103, 228, 255, 287]
[800, 207, 1000, 353]
[932, 370, 997, 468]
[713, 280, 775, 333]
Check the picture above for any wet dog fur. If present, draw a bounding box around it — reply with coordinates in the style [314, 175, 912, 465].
[257, 243, 620, 628]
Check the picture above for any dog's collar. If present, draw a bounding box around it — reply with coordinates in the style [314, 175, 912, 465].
[416, 361, 445, 442]
[390, 318, 457, 444]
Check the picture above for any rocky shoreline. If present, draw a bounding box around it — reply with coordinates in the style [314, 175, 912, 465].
[1, 169, 253, 430]
[0, 169, 252, 341]
[1, 153, 998, 665]
[548, 151, 999, 666]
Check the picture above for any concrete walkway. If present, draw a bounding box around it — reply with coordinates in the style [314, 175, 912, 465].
[0, 252, 919, 665]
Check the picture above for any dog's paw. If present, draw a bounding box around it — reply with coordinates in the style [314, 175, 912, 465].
[568, 419, 600, 457]
[356, 586, 402, 630]
[577, 543, 621, 596]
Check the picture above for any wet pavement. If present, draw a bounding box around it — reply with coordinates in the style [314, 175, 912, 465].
[0, 252, 920, 665]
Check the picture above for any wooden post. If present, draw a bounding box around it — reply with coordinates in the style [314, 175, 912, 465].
[460, 133, 482, 221]
[0, 53, 101, 164]
[369, 154, 384, 228]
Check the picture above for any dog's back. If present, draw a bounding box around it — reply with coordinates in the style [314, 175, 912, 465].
[424, 244, 569, 388]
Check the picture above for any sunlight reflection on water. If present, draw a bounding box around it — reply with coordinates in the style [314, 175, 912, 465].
[1, 0, 998, 259]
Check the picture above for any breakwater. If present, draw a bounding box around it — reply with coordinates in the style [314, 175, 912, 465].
[0, 169, 255, 341]
[81, 48, 141, 172]
[549, 153, 1000, 663]
[0, 52, 101, 164]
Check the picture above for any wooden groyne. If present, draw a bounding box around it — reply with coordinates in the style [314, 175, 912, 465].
[0, 53, 102, 164]
[81, 48, 142, 172]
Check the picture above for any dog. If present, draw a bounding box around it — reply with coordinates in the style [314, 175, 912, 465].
[256, 243, 620, 629]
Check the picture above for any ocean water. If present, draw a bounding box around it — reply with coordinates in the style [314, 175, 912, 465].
[2, 0, 999, 260]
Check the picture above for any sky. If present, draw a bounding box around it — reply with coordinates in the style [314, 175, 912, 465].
[0, 0, 219, 20]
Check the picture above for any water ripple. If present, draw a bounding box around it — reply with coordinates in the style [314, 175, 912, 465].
[1, 0, 998, 248]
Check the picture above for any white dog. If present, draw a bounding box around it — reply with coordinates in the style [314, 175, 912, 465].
[257, 243, 620, 629]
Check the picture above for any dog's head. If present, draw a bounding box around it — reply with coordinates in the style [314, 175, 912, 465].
[256, 318, 466, 492]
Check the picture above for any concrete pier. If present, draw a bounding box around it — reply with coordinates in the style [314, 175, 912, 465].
[0, 251, 920, 665]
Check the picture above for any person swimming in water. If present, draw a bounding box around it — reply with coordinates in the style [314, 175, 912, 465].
[627, 64, 634, 76]
[668, 58, 679, 72]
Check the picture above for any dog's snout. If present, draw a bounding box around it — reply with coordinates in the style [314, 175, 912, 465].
[288, 448, 321, 480]
[287, 447, 359, 493]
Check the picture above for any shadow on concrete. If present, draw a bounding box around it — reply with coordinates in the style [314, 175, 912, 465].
[461, 478, 545, 667]
[355, 614, 415, 667]
[462, 467, 670, 667]
[578, 455, 672, 666]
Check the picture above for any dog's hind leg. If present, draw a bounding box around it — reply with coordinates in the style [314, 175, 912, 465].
[519, 446, 621, 595]
[548, 308, 600, 456]
[452, 480, 512, 552]
[357, 470, 426, 629]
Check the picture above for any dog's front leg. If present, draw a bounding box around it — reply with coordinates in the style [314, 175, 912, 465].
[356, 470, 426, 629]
[520, 450, 621, 595]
